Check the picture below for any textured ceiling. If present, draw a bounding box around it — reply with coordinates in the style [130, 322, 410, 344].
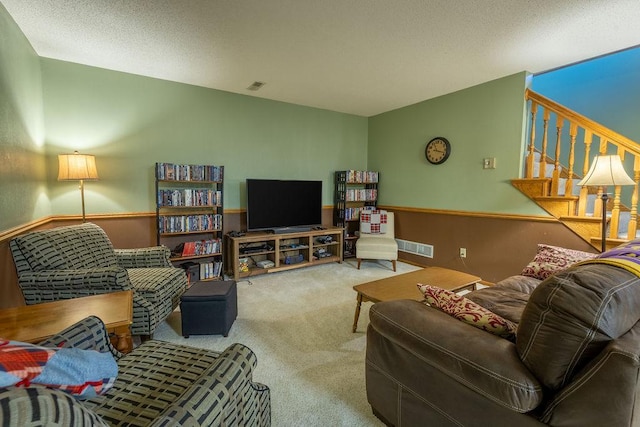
[3, 0, 640, 117]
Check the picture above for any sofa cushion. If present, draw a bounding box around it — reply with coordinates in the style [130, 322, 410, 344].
[417, 284, 517, 340]
[520, 244, 596, 280]
[466, 275, 541, 324]
[516, 263, 640, 390]
[11, 223, 118, 272]
[0, 340, 117, 398]
[81, 339, 222, 425]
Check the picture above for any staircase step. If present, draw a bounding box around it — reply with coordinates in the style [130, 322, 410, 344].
[559, 215, 603, 250]
[594, 237, 632, 252]
[533, 195, 579, 217]
[511, 178, 551, 198]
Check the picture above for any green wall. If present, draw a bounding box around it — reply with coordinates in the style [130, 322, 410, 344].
[0, 4, 48, 231]
[368, 72, 546, 215]
[41, 59, 368, 215]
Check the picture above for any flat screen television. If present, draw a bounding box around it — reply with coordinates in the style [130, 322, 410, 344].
[246, 179, 322, 232]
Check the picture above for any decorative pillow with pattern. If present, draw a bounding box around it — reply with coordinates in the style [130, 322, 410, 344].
[360, 209, 388, 234]
[417, 283, 517, 340]
[0, 339, 117, 398]
[521, 244, 596, 281]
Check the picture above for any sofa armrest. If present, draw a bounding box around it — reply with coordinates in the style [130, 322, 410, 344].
[38, 315, 123, 359]
[115, 246, 172, 268]
[18, 268, 131, 304]
[539, 319, 640, 426]
[150, 343, 271, 427]
[369, 299, 543, 412]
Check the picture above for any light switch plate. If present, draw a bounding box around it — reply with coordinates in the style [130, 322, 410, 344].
[483, 157, 496, 169]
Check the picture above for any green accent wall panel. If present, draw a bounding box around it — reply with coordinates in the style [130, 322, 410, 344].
[41, 59, 368, 214]
[368, 72, 547, 215]
[0, 4, 48, 231]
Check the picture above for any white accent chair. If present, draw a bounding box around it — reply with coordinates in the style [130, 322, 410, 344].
[356, 211, 398, 271]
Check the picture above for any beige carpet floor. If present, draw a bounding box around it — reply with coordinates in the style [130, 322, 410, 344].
[153, 259, 421, 426]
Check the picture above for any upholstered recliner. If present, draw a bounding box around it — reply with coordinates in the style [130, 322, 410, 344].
[0, 316, 271, 426]
[10, 222, 186, 337]
[356, 211, 398, 271]
[365, 261, 640, 426]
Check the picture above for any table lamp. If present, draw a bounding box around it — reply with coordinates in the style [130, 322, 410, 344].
[577, 154, 635, 252]
[58, 151, 99, 222]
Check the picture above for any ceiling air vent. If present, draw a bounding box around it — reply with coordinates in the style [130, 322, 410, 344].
[247, 81, 266, 91]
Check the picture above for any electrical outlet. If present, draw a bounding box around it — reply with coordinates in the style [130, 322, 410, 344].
[459, 247, 467, 258]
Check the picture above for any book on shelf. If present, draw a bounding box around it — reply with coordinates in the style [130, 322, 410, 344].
[156, 163, 223, 182]
[180, 239, 222, 257]
[345, 188, 377, 202]
[343, 170, 379, 183]
[199, 260, 223, 280]
[158, 214, 223, 233]
[157, 189, 222, 207]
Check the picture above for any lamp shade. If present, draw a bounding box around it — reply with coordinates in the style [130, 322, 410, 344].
[58, 152, 99, 181]
[577, 155, 635, 187]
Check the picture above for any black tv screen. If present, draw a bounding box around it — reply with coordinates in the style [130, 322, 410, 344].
[246, 179, 322, 232]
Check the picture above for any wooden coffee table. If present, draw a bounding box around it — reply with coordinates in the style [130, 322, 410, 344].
[352, 266, 481, 332]
[0, 291, 133, 353]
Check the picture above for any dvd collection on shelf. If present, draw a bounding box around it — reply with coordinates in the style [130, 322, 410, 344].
[156, 162, 225, 281]
[157, 189, 222, 207]
[345, 188, 377, 202]
[334, 170, 379, 259]
[341, 206, 374, 221]
[343, 170, 379, 183]
[158, 214, 223, 233]
[179, 238, 222, 257]
[199, 261, 223, 280]
[156, 163, 223, 182]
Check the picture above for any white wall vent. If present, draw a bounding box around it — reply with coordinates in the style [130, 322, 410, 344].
[396, 239, 434, 258]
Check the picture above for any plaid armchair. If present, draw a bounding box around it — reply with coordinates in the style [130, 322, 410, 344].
[0, 316, 271, 426]
[9, 222, 186, 336]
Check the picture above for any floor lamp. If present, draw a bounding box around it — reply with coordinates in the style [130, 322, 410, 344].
[58, 151, 99, 222]
[577, 154, 635, 252]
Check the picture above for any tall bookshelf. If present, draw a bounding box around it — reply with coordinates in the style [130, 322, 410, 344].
[334, 170, 379, 259]
[155, 163, 224, 282]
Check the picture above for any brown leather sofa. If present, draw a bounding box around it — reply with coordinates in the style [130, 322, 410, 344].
[366, 263, 640, 426]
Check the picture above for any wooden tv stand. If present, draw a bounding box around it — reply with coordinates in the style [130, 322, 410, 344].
[226, 227, 344, 280]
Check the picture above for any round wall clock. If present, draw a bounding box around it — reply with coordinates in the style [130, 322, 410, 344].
[425, 137, 451, 165]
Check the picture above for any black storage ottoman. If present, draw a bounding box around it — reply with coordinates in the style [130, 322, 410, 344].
[180, 280, 238, 337]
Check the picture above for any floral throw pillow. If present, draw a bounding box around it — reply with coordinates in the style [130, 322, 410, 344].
[417, 283, 517, 340]
[521, 244, 596, 281]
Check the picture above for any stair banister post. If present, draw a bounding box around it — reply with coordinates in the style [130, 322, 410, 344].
[540, 109, 550, 179]
[610, 185, 622, 240]
[526, 100, 538, 179]
[551, 115, 564, 196]
[564, 122, 578, 198]
[577, 130, 593, 217]
[629, 156, 640, 240]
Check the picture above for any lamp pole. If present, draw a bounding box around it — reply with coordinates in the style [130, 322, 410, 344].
[600, 191, 608, 253]
[79, 179, 86, 223]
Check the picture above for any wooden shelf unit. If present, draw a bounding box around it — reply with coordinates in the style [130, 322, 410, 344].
[226, 227, 344, 281]
[334, 170, 379, 259]
[155, 163, 224, 281]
